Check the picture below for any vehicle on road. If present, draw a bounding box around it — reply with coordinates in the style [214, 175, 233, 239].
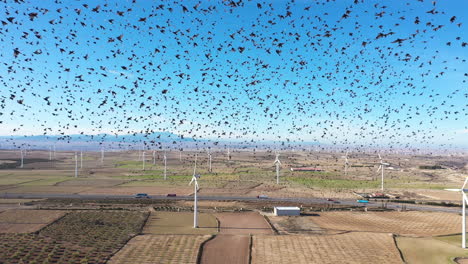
[257, 195, 269, 199]
[166, 193, 177, 197]
[327, 198, 335, 201]
[357, 199, 369, 203]
[134, 193, 150, 199]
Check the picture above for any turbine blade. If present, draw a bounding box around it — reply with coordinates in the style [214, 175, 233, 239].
[377, 165, 381, 172]
[462, 177, 468, 190]
[444, 188, 462, 192]
[378, 154, 381, 160]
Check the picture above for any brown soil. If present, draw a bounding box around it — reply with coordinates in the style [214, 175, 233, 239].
[198, 188, 251, 196]
[310, 211, 460, 236]
[216, 212, 273, 235]
[268, 215, 331, 235]
[201, 234, 250, 264]
[5, 186, 94, 194]
[0, 209, 65, 233]
[252, 233, 403, 264]
[79, 186, 192, 195]
[56, 178, 127, 186]
[109, 234, 210, 264]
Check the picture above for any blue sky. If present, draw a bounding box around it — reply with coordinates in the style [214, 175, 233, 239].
[0, 0, 466, 149]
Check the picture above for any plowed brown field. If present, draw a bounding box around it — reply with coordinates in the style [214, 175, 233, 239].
[201, 235, 250, 264]
[109, 235, 210, 264]
[0, 209, 65, 233]
[252, 233, 402, 264]
[309, 211, 460, 236]
[216, 212, 273, 235]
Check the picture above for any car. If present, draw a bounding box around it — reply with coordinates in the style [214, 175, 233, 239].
[326, 198, 335, 201]
[257, 195, 269, 199]
[166, 193, 177, 197]
[134, 193, 150, 199]
[357, 199, 369, 203]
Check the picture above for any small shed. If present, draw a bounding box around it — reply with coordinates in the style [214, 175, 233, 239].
[274, 206, 300, 216]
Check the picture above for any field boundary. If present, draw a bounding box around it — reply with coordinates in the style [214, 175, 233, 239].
[392, 234, 407, 264]
[216, 216, 220, 232]
[248, 234, 253, 264]
[138, 211, 151, 234]
[35, 210, 68, 234]
[262, 215, 278, 235]
[197, 234, 215, 264]
[103, 211, 150, 263]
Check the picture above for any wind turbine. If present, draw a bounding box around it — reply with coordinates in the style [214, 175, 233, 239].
[80, 151, 83, 169]
[74, 152, 78, 178]
[142, 151, 146, 170]
[344, 151, 349, 177]
[49, 146, 52, 161]
[152, 150, 156, 165]
[189, 154, 200, 228]
[445, 177, 468, 248]
[274, 152, 281, 184]
[227, 147, 231, 161]
[20, 149, 24, 168]
[101, 148, 104, 164]
[208, 150, 212, 173]
[163, 151, 167, 180]
[377, 154, 389, 191]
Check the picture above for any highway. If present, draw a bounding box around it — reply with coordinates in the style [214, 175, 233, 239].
[1, 192, 462, 214]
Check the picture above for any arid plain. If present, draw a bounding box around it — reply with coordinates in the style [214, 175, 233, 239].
[0, 149, 467, 263]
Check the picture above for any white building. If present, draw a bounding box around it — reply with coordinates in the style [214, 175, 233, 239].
[274, 206, 300, 216]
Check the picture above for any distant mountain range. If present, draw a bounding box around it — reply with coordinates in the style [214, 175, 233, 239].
[0, 132, 321, 151]
[0, 131, 190, 142]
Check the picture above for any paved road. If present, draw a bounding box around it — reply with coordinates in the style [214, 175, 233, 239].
[1, 192, 462, 214]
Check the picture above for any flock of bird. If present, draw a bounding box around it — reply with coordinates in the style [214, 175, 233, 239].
[0, 0, 466, 151]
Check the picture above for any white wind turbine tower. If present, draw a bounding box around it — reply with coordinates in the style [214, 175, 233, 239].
[49, 146, 52, 161]
[101, 148, 104, 164]
[208, 150, 212, 173]
[152, 150, 156, 165]
[344, 151, 349, 177]
[74, 152, 78, 178]
[80, 151, 83, 169]
[274, 152, 281, 184]
[142, 151, 146, 170]
[377, 154, 389, 191]
[163, 151, 167, 180]
[227, 147, 230, 161]
[20, 149, 24, 168]
[445, 177, 468, 248]
[189, 154, 200, 228]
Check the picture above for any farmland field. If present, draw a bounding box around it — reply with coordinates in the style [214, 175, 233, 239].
[0, 211, 147, 263]
[143, 211, 218, 235]
[268, 215, 329, 235]
[308, 211, 460, 236]
[252, 233, 403, 264]
[109, 234, 211, 264]
[201, 234, 250, 264]
[216, 212, 273, 235]
[396, 236, 468, 264]
[79, 186, 193, 196]
[0, 150, 466, 202]
[0, 209, 65, 233]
